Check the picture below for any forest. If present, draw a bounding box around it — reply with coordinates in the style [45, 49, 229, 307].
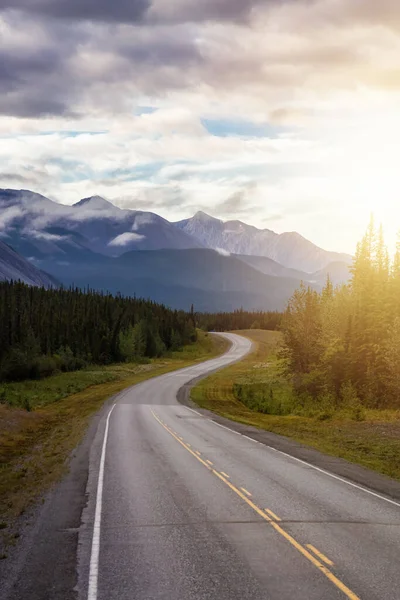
[197, 310, 281, 332]
[0, 282, 197, 382]
[281, 219, 400, 411]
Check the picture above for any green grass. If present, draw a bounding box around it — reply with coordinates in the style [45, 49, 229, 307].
[0, 332, 230, 523]
[192, 329, 400, 481]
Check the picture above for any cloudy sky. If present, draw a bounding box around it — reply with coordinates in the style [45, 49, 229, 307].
[1, 0, 399, 253]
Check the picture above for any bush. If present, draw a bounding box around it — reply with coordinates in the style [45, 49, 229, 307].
[0, 387, 6, 404]
[0, 348, 33, 382]
[340, 381, 365, 421]
[233, 381, 293, 415]
[31, 356, 59, 380]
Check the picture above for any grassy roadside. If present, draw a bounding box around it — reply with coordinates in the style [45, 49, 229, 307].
[191, 330, 400, 481]
[0, 332, 229, 529]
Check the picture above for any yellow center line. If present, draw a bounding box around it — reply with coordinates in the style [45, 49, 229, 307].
[195, 451, 202, 456]
[265, 508, 281, 522]
[240, 487, 252, 497]
[150, 409, 359, 600]
[306, 544, 334, 567]
[206, 460, 214, 466]
[220, 471, 230, 478]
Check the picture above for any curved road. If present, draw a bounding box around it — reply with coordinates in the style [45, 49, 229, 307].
[74, 333, 400, 600]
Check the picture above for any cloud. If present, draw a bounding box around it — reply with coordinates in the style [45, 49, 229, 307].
[0, 206, 23, 229]
[108, 232, 146, 246]
[149, 0, 280, 24]
[1, 0, 298, 25]
[0, 172, 34, 184]
[30, 230, 64, 241]
[215, 247, 230, 256]
[216, 184, 258, 216]
[1, 0, 149, 23]
[131, 213, 159, 230]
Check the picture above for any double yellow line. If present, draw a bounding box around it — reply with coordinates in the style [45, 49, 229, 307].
[151, 410, 360, 600]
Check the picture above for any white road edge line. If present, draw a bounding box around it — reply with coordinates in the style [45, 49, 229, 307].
[185, 406, 202, 417]
[210, 416, 400, 509]
[211, 420, 240, 435]
[88, 403, 116, 600]
[241, 434, 259, 444]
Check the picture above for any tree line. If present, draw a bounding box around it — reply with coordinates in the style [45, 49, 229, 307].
[0, 282, 196, 382]
[281, 218, 400, 411]
[197, 310, 282, 332]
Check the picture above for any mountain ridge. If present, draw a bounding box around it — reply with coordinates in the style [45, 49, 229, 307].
[175, 211, 352, 273]
[0, 240, 56, 288]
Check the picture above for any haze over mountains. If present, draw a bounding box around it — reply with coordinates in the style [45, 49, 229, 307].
[0, 189, 352, 311]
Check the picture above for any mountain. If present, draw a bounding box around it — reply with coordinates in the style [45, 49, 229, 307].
[310, 261, 352, 287]
[0, 189, 201, 262]
[235, 254, 310, 281]
[235, 255, 352, 286]
[175, 211, 352, 273]
[39, 248, 310, 312]
[0, 240, 56, 288]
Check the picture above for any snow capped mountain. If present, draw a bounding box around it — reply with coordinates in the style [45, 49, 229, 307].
[0, 189, 201, 262]
[175, 212, 352, 273]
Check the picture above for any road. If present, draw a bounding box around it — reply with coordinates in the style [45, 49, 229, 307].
[74, 332, 400, 600]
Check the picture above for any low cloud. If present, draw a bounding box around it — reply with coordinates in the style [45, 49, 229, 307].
[108, 232, 146, 246]
[30, 230, 65, 241]
[215, 247, 230, 256]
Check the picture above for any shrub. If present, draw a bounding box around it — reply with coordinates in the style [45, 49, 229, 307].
[0, 348, 33, 382]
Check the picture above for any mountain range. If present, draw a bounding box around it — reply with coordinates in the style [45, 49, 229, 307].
[175, 211, 351, 273]
[0, 188, 352, 311]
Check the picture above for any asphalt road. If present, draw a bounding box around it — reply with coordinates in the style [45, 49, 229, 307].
[75, 333, 400, 600]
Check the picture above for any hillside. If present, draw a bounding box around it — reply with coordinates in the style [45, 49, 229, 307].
[0, 240, 55, 288]
[41, 248, 308, 312]
[236, 254, 352, 286]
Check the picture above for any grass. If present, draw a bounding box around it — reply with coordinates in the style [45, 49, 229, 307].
[191, 329, 400, 481]
[0, 332, 230, 524]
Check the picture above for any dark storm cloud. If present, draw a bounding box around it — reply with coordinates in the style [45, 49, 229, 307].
[0, 0, 150, 23]
[0, 0, 399, 120]
[152, 0, 283, 24]
[0, 0, 294, 24]
[0, 41, 76, 116]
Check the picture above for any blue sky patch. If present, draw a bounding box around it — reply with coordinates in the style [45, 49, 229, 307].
[201, 118, 283, 138]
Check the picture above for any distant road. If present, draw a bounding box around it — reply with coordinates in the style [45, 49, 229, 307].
[77, 333, 400, 600]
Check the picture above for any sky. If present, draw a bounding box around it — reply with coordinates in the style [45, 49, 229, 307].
[0, 0, 400, 254]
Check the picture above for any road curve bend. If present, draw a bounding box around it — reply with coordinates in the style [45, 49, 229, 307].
[77, 332, 400, 600]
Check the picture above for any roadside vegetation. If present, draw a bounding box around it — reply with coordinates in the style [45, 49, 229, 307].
[193, 220, 400, 481]
[281, 218, 400, 413]
[0, 332, 229, 533]
[192, 327, 400, 480]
